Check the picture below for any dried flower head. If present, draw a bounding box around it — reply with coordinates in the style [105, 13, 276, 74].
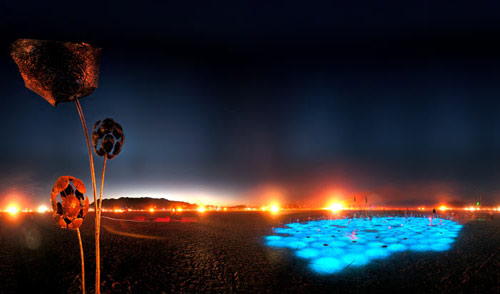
[50, 176, 89, 230]
[10, 38, 102, 106]
[91, 118, 124, 159]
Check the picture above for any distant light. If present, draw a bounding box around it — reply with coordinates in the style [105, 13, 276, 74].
[172, 208, 176, 212]
[198, 206, 205, 213]
[270, 205, 279, 213]
[177, 208, 183, 212]
[37, 205, 49, 213]
[439, 205, 447, 211]
[329, 203, 343, 212]
[149, 208, 155, 213]
[114, 208, 123, 213]
[7, 205, 19, 215]
[223, 207, 227, 211]
[261, 206, 267, 211]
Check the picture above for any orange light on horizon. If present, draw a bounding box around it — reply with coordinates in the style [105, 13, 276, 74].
[114, 208, 124, 213]
[223, 207, 227, 211]
[329, 202, 343, 212]
[270, 204, 279, 213]
[149, 208, 155, 213]
[177, 208, 183, 212]
[439, 205, 447, 211]
[37, 205, 49, 213]
[7, 205, 19, 215]
[198, 206, 206, 213]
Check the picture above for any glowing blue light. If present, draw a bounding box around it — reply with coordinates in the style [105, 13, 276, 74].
[296, 248, 321, 259]
[265, 216, 462, 274]
[310, 257, 345, 274]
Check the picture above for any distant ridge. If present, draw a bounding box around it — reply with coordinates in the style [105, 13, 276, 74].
[91, 197, 198, 210]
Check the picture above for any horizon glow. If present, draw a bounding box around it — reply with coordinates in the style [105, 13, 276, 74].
[265, 216, 462, 274]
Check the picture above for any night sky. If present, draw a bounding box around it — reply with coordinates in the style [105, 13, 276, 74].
[2, 1, 500, 207]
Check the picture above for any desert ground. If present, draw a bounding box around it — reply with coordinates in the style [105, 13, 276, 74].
[1, 210, 500, 293]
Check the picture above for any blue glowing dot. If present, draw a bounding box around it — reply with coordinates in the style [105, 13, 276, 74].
[310, 257, 346, 274]
[383, 237, 398, 243]
[265, 236, 282, 241]
[410, 244, 429, 251]
[286, 240, 308, 249]
[296, 248, 321, 259]
[342, 253, 370, 266]
[266, 240, 287, 247]
[387, 243, 407, 252]
[329, 241, 348, 247]
[431, 243, 451, 251]
[365, 248, 389, 259]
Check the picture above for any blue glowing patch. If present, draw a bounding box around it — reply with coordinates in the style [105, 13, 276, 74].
[310, 257, 345, 274]
[265, 216, 462, 274]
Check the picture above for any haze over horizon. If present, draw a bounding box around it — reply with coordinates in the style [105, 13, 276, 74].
[2, 1, 500, 208]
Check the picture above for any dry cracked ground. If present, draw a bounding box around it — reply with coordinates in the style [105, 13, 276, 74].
[1, 210, 500, 293]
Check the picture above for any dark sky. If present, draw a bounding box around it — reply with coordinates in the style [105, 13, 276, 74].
[2, 0, 500, 207]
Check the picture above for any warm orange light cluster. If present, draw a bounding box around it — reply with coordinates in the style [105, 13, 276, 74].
[439, 205, 447, 211]
[328, 202, 343, 212]
[270, 204, 279, 213]
[37, 205, 49, 213]
[197, 206, 206, 213]
[7, 205, 19, 215]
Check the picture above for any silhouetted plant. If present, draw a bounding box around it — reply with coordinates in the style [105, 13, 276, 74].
[91, 118, 124, 273]
[50, 176, 89, 294]
[11, 38, 105, 294]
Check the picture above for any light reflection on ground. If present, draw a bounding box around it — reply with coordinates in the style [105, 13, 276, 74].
[265, 216, 462, 274]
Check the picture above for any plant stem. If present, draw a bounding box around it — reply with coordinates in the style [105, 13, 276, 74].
[77, 228, 85, 294]
[74, 99, 100, 294]
[98, 154, 107, 221]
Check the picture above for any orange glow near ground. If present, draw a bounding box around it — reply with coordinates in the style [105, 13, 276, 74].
[198, 206, 206, 213]
[270, 204, 279, 213]
[7, 205, 19, 215]
[329, 202, 343, 212]
[37, 205, 49, 213]
[149, 208, 155, 213]
[439, 205, 447, 211]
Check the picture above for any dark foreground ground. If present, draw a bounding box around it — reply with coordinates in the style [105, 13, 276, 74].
[1, 210, 500, 293]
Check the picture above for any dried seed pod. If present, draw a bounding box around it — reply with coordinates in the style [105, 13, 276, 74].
[91, 118, 124, 159]
[10, 39, 102, 106]
[50, 176, 89, 230]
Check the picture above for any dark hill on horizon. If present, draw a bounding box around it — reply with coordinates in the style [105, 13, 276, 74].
[91, 197, 198, 210]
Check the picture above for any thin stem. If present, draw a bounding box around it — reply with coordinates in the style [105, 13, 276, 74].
[98, 154, 107, 221]
[77, 229, 85, 294]
[74, 99, 100, 294]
